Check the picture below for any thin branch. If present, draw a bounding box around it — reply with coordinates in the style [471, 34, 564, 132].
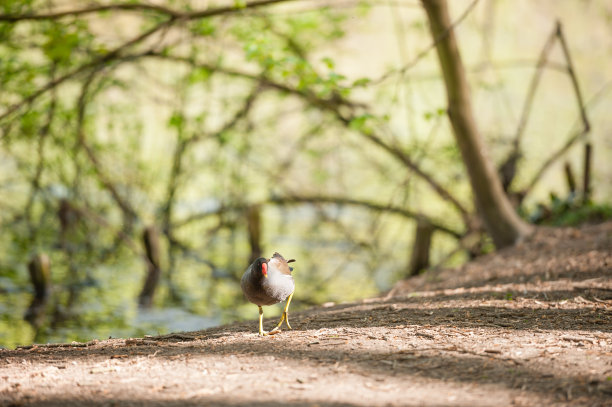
[0, 0, 301, 22]
[340, 113, 470, 220]
[76, 72, 139, 223]
[512, 22, 559, 152]
[520, 22, 592, 199]
[173, 194, 462, 238]
[556, 21, 590, 133]
[495, 23, 559, 193]
[83, 202, 143, 254]
[251, 13, 467, 218]
[0, 3, 182, 21]
[186, 0, 299, 20]
[161, 85, 262, 234]
[269, 0, 421, 15]
[136, 51, 469, 220]
[372, 0, 480, 85]
[271, 194, 462, 237]
[0, 18, 175, 122]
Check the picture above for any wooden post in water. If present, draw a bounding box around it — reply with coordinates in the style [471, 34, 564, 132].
[408, 219, 434, 276]
[583, 143, 592, 203]
[139, 226, 162, 308]
[25, 253, 51, 327]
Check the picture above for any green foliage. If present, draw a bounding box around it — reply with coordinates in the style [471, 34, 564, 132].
[190, 19, 216, 37]
[349, 114, 375, 135]
[423, 108, 446, 121]
[527, 194, 612, 226]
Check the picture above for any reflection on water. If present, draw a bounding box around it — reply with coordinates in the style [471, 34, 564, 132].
[131, 307, 220, 336]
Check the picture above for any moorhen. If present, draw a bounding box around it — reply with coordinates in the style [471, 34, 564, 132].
[241, 252, 295, 336]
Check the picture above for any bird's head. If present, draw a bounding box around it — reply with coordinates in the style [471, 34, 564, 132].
[256, 257, 268, 278]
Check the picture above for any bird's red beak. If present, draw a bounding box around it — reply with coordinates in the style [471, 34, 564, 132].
[262, 262, 268, 278]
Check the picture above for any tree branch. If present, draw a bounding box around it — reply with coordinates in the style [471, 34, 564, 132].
[0, 18, 174, 122]
[76, 72, 139, 223]
[556, 22, 590, 134]
[271, 194, 462, 237]
[0, 3, 182, 21]
[0, 0, 301, 22]
[373, 0, 480, 85]
[172, 194, 462, 238]
[519, 22, 591, 200]
[135, 51, 469, 221]
[512, 21, 559, 152]
[161, 84, 262, 234]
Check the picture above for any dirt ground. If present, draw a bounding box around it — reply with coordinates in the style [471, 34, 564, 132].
[1, 222, 611, 407]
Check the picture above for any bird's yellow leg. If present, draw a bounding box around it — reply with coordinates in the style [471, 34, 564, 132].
[272, 291, 294, 332]
[258, 306, 268, 336]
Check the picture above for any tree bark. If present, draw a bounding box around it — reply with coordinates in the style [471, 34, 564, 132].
[421, 0, 532, 248]
[564, 162, 576, 195]
[582, 142, 592, 203]
[408, 219, 434, 276]
[25, 253, 51, 327]
[139, 226, 162, 308]
[246, 205, 263, 264]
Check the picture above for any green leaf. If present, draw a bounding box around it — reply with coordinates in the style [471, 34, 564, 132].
[352, 77, 371, 87]
[189, 67, 211, 84]
[192, 20, 216, 37]
[349, 114, 374, 134]
[321, 57, 335, 69]
[167, 112, 184, 130]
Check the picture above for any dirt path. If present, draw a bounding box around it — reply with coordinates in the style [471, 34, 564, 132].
[1, 223, 611, 407]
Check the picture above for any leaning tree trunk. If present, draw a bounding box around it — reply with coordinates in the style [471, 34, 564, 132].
[421, 0, 532, 248]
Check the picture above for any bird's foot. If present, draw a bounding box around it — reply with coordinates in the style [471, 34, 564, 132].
[285, 312, 292, 330]
[259, 329, 281, 336]
[273, 311, 291, 332]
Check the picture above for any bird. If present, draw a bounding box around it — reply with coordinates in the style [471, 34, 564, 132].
[241, 252, 295, 336]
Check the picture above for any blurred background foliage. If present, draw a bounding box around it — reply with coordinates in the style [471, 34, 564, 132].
[0, 0, 611, 348]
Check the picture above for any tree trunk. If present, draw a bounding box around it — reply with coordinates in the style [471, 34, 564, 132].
[139, 226, 162, 308]
[421, 0, 532, 248]
[246, 205, 263, 264]
[564, 162, 576, 195]
[582, 142, 592, 203]
[408, 219, 434, 276]
[25, 253, 51, 327]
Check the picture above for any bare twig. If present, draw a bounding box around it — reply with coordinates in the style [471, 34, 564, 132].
[520, 22, 592, 199]
[373, 0, 480, 85]
[0, 0, 300, 22]
[173, 194, 462, 238]
[340, 113, 470, 221]
[557, 23, 590, 133]
[75, 72, 138, 223]
[512, 22, 559, 152]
